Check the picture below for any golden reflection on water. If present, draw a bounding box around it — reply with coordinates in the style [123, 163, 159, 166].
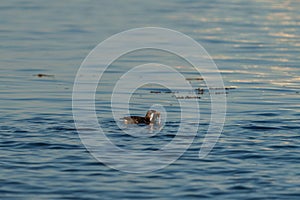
[270, 32, 298, 38]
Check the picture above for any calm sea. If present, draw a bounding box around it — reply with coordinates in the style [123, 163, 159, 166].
[1, 0, 300, 199]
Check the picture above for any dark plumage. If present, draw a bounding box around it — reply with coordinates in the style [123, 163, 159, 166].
[123, 110, 161, 125]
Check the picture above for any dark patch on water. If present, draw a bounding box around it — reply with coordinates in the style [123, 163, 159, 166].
[242, 124, 282, 131]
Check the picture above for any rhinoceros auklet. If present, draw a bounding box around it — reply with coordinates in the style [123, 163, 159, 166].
[123, 110, 161, 125]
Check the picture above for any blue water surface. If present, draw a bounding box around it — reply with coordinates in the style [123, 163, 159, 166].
[1, 0, 300, 199]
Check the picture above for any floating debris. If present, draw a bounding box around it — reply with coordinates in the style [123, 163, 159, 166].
[149, 86, 236, 98]
[195, 88, 204, 95]
[209, 86, 236, 90]
[225, 87, 236, 90]
[175, 96, 201, 99]
[213, 92, 228, 95]
[34, 74, 55, 78]
[186, 77, 204, 81]
[150, 91, 162, 94]
[150, 90, 174, 94]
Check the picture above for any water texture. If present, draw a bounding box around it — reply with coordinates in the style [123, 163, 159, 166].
[1, 0, 300, 199]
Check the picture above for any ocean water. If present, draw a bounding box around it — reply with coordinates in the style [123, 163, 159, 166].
[1, 0, 300, 199]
